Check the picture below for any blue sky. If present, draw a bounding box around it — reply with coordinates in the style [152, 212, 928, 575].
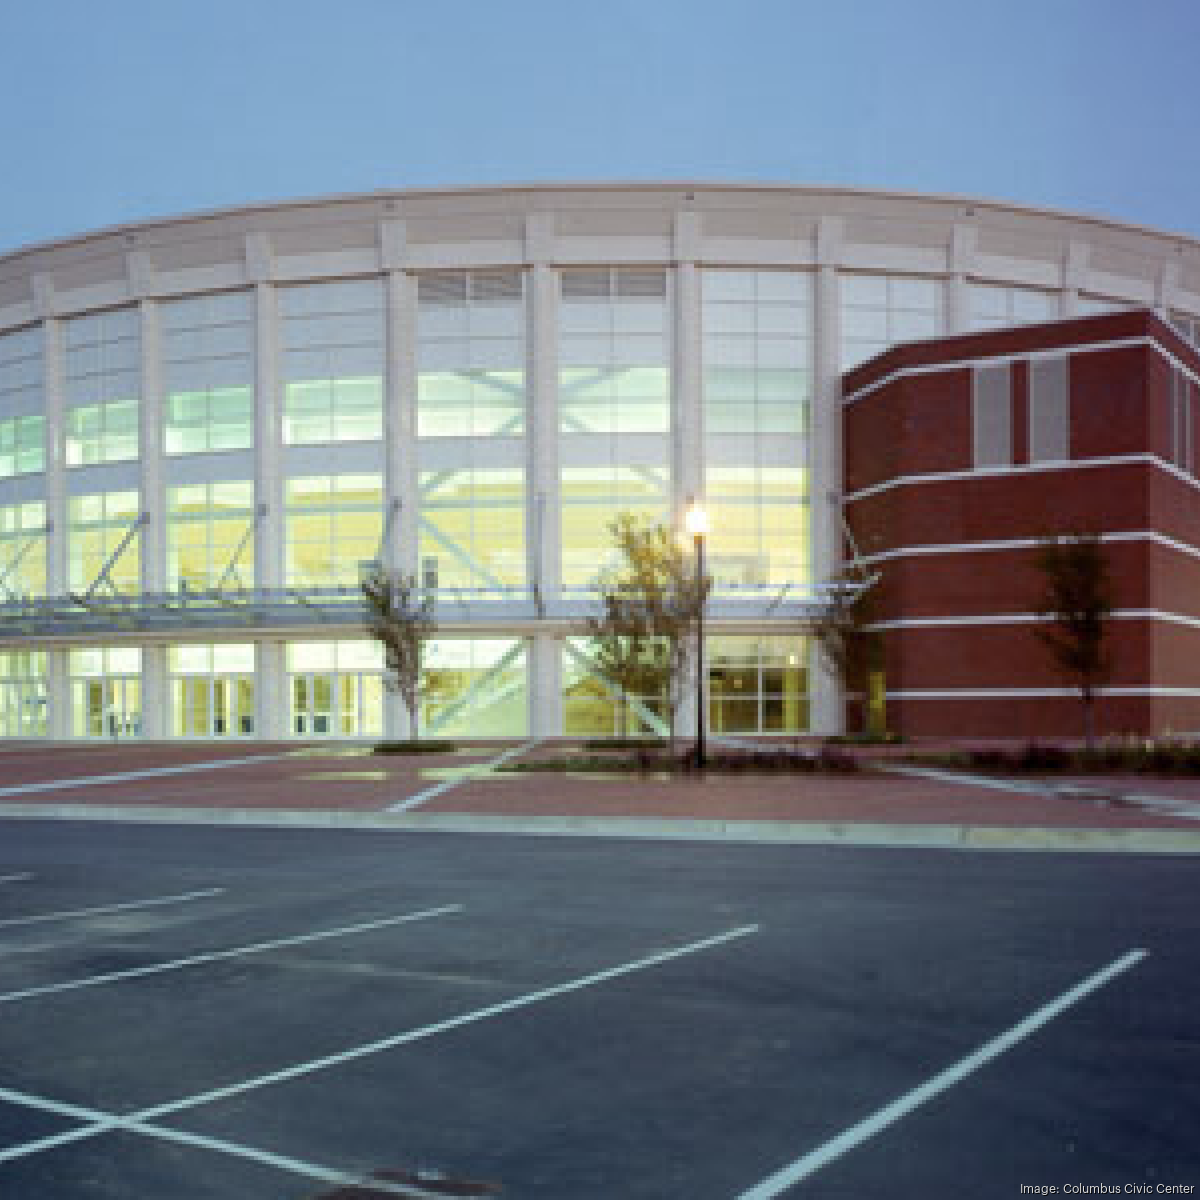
[3, 0, 1199, 253]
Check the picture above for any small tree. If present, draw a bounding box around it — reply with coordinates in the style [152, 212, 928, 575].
[361, 566, 436, 741]
[813, 568, 884, 736]
[1034, 532, 1113, 748]
[587, 513, 711, 745]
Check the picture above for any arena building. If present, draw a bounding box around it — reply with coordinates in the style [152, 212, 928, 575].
[0, 184, 1198, 741]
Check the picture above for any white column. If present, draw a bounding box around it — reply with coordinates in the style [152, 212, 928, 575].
[810, 217, 844, 735]
[47, 649, 69, 739]
[385, 266, 418, 576]
[256, 640, 287, 739]
[253, 279, 283, 594]
[1063, 241, 1089, 318]
[141, 644, 167, 738]
[138, 297, 165, 595]
[526, 254, 560, 615]
[529, 631, 561, 737]
[947, 223, 977, 334]
[673, 212, 703, 519]
[38, 305, 67, 599]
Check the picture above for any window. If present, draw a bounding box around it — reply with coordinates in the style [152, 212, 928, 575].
[0, 501, 47, 599]
[562, 638, 669, 738]
[1171, 367, 1196, 475]
[68, 490, 141, 593]
[163, 292, 254, 454]
[969, 284, 1058, 332]
[169, 644, 255, 737]
[972, 364, 1012, 468]
[703, 270, 812, 435]
[167, 481, 256, 591]
[0, 327, 45, 477]
[419, 467, 525, 593]
[285, 474, 383, 589]
[69, 646, 142, 737]
[0, 651, 46, 738]
[63, 308, 140, 465]
[841, 274, 943, 370]
[422, 638, 527, 737]
[705, 466, 808, 591]
[560, 464, 671, 590]
[281, 280, 384, 444]
[286, 640, 383, 737]
[1170, 312, 1200, 350]
[708, 636, 810, 733]
[1029, 356, 1069, 464]
[417, 271, 525, 437]
[560, 268, 670, 435]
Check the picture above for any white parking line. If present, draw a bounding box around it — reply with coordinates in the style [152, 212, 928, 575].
[0, 887, 225, 930]
[0, 923, 759, 1183]
[387, 740, 541, 813]
[0, 751, 302, 799]
[736, 948, 1147, 1198]
[0, 903, 462, 1004]
[0, 873, 32, 885]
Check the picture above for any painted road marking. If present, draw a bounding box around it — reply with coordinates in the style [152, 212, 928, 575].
[0, 873, 32, 885]
[387, 739, 541, 813]
[0, 887, 225, 931]
[0, 904, 462, 1004]
[737, 948, 1147, 1198]
[0, 751, 304, 800]
[0, 1084, 438, 1197]
[878, 762, 1050, 795]
[0, 923, 759, 1177]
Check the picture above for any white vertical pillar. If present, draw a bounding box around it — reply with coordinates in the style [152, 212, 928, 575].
[810, 217, 844, 735]
[1156, 261, 1181, 322]
[256, 640, 287, 739]
[529, 631, 561, 738]
[947, 223, 977, 334]
[253, 278, 283, 594]
[673, 212, 703, 520]
[138, 295, 165, 595]
[47, 650, 69, 739]
[141, 644, 167, 739]
[526, 215, 559, 622]
[1063, 241, 1089, 318]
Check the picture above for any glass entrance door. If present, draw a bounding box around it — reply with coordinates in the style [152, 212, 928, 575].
[174, 675, 255, 736]
[75, 677, 141, 738]
[291, 671, 382, 737]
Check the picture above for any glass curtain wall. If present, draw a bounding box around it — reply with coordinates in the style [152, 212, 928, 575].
[170, 644, 255, 736]
[561, 637, 670, 738]
[422, 638, 528, 737]
[707, 635, 810, 734]
[63, 308, 140, 466]
[286, 640, 383, 736]
[0, 501, 46, 601]
[559, 268, 671, 590]
[416, 271, 526, 597]
[70, 646, 142, 737]
[840, 275, 943, 370]
[68, 490, 141, 594]
[702, 270, 811, 595]
[285, 474, 383, 590]
[0, 326, 45, 479]
[163, 292, 255, 454]
[968, 284, 1058, 331]
[281, 280, 384, 444]
[0, 650, 47, 737]
[167, 481, 256, 591]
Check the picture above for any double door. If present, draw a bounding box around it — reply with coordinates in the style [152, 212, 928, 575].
[291, 672, 382, 737]
[174, 675, 254, 737]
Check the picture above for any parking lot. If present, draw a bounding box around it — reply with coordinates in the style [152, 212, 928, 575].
[0, 813, 1198, 1198]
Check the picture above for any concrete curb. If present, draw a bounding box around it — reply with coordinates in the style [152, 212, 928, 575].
[2, 802, 1200, 854]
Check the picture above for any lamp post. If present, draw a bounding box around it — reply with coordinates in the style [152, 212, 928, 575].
[684, 499, 709, 768]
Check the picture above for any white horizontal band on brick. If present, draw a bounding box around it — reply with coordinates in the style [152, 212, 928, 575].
[888, 687, 1200, 699]
[844, 452, 1200, 506]
[842, 333, 1200, 407]
[869, 608, 1200, 632]
[858, 529, 1200, 566]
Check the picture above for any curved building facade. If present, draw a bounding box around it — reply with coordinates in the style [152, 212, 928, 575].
[0, 184, 1198, 740]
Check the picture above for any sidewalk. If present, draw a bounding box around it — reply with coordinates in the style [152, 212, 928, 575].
[0, 741, 1198, 853]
